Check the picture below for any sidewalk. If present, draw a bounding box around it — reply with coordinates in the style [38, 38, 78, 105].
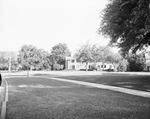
[2, 70, 150, 77]
[41, 76, 150, 98]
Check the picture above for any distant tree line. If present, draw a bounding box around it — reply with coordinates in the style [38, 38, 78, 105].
[75, 43, 128, 72]
[0, 43, 146, 72]
[0, 52, 18, 70]
[17, 43, 71, 71]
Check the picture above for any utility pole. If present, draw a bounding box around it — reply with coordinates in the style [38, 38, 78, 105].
[8, 52, 11, 75]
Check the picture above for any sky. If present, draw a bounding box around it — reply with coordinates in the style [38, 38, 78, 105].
[0, 0, 111, 54]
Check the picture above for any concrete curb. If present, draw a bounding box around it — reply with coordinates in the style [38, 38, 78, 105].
[0, 78, 8, 119]
[3, 75, 150, 98]
[42, 77, 150, 98]
[2, 71, 150, 76]
[1, 102, 7, 119]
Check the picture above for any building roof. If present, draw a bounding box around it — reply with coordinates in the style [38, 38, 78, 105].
[65, 56, 76, 60]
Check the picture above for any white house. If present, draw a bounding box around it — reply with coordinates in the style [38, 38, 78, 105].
[65, 57, 114, 71]
[65, 57, 76, 70]
[145, 50, 150, 71]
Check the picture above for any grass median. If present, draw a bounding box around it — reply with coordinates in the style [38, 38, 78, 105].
[6, 76, 150, 119]
[58, 74, 150, 92]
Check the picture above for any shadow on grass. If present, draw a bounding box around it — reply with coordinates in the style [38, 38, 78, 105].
[58, 74, 150, 92]
[33, 74, 59, 78]
[6, 77, 150, 119]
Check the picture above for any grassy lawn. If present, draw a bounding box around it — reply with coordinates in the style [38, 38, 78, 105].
[5, 76, 150, 119]
[58, 74, 150, 92]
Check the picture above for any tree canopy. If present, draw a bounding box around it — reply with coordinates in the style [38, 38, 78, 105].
[0, 55, 8, 70]
[51, 43, 71, 58]
[74, 43, 93, 71]
[0, 51, 18, 70]
[17, 43, 71, 71]
[18, 45, 37, 69]
[50, 43, 71, 69]
[75, 43, 92, 63]
[127, 53, 145, 71]
[99, 0, 150, 56]
[74, 43, 126, 71]
[91, 45, 104, 63]
[18, 45, 51, 70]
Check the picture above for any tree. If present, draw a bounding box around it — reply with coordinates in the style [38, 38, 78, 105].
[0, 55, 8, 70]
[18, 45, 38, 70]
[48, 54, 56, 70]
[32, 49, 51, 70]
[39, 50, 52, 70]
[0, 51, 18, 71]
[105, 50, 122, 63]
[18, 45, 39, 77]
[10, 53, 18, 70]
[101, 47, 128, 71]
[99, 0, 150, 56]
[127, 53, 145, 71]
[116, 59, 128, 72]
[91, 45, 104, 63]
[18, 45, 52, 71]
[74, 43, 93, 71]
[91, 45, 111, 70]
[51, 43, 71, 69]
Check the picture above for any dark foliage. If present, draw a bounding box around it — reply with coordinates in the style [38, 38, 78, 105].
[100, 0, 150, 56]
[51, 43, 71, 70]
[127, 54, 145, 71]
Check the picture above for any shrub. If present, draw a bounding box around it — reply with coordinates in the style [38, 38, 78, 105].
[127, 54, 145, 71]
[90, 64, 98, 71]
[53, 63, 64, 70]
[116, 59, 128, 72]
[104, 69, 114, 72]
[60, 65, 64, 70]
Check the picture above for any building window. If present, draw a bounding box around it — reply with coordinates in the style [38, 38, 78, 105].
[110, 65, 112, 69]
[147, 66, 150, 71]
[104, 65, 106, 68]
[89, 65, 91, 69]
[71, 60, 75, 63]
[101, 65, 103, 68]
[72, 65, 75, 69]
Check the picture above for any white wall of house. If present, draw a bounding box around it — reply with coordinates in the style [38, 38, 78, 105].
[96, 62, 114, 70]
[65, 57, 76, 70]
[145, 51, 150, 71]
[65, 57, 114, 70]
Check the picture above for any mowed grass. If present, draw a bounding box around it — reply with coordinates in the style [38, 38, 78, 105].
[6, 77, 150, 119]
[59, 74, 150, 92]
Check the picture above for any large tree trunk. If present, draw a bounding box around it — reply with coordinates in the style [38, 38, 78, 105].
[102, 62, 104, 71]
[86, 62, 88, 72]
[27, 70, 29, 77]
[27, 66, 30, 77]
[94, 61, 97, 70]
